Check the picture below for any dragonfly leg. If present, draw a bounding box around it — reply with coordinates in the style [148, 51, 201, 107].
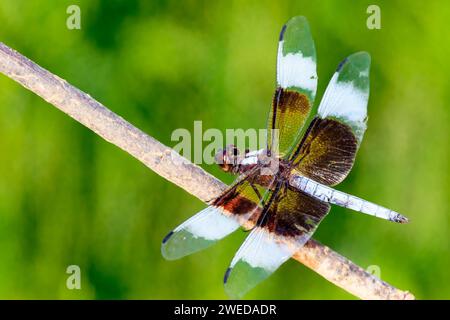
[249, 181, 265, 207]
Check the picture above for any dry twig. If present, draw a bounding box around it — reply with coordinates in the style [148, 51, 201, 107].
[0, 42, 414, 300]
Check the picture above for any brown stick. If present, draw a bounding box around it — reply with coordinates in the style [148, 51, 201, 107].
[0, 42, 414, 300]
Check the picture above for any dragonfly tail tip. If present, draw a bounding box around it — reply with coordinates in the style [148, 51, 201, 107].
[393, 213, 409, 224]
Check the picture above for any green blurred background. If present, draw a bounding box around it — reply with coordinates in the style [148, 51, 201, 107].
[0, 0, 449, 299]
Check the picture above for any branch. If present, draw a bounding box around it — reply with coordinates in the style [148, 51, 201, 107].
[0, 42, 414, 300]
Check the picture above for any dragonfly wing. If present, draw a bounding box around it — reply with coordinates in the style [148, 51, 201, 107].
[224, 227, 292, 299]
[267, 16, 318, 158]
[291, 52, 371, 186]
[317, 52, 370, 144]
[161, 206, 240, 260]
[224, 185, 330, 298]
[161, 169, 275, 260]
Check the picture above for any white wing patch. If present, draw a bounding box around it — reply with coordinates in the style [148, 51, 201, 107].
[178, 207, 240, 241]
[277, 41, 317, 93]
[230, 228, 292, 271]
[318, 72, 368, 123]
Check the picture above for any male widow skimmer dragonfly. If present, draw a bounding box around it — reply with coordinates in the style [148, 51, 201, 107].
[161, 16, 408, 298]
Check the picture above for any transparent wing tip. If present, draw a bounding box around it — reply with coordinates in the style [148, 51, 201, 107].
[337, 51, 371, 72]
[285, 15, 308, 26]
[279, 16, 310, 41]
[348, 51, 371, 69]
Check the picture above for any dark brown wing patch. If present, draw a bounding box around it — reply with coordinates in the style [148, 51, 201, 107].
[267, 87, 312, 158]
[292, 117, 358, 186]
[263, 186, 330, 238]
[212, 170, 276, 225]
[213, 181, 259, 216]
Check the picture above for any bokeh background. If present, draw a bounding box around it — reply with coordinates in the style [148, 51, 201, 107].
[0, 0, 449, 299]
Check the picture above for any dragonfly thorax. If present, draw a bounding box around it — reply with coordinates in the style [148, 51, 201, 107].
[215, 145, 289, 181]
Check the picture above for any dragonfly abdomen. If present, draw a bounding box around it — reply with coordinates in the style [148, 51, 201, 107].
[290, 174, 408, 223]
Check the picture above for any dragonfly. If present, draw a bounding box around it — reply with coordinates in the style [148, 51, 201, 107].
[161, 16, 408, 298]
